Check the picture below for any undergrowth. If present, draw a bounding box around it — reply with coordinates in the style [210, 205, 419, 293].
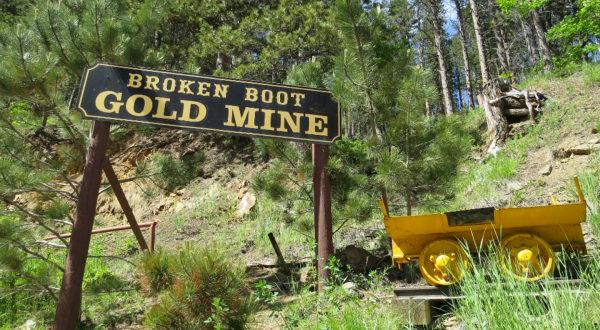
[138, 243, 257, 330]
[273, 256, 409, 329]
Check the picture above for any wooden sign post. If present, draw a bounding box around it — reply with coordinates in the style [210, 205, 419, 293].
[54, 121, 111, 329]
[313, 144, 333, 292]
[54, 62, 340, 329]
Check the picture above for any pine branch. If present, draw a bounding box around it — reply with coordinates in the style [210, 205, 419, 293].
[2, 236, 65, 273]
[1, 269, 58, 301]
[3, 198, 70, 248]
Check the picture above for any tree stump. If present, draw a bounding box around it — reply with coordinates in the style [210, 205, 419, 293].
[482, 79, 547, 155]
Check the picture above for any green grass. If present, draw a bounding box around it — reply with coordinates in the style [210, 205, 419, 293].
[450, 246, 600, 330]
[278, 275, 409, 330]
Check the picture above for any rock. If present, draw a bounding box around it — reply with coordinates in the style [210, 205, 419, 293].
[342, 281, 357, 291]
[342, 282, 362, 297]
[588, 137, 600, 144]
[552, 148, 570, 159]
[237, 186, 249, 199]
[505, 180, 523, 191]
[570, 144, 593, 155]
[334, 245, 382, 272]
[153, 199, 174, 215]
[299, 266, 316, 284]
[539, 164, 552, 176]
[443, 316, 465, 330]
[241, 240, 254, 254]
[21, 320, 36, 330]
[234, 193, 256, 217]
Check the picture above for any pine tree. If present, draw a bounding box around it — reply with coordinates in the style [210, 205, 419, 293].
[157, 0, 337, 82]
[0, 0, 168, 322]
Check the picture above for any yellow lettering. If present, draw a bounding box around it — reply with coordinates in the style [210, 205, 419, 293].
[261, 89, 273, 103]
[223, 105, 259, 129]
[260, 109, 276, 131]
[144, 76, 160, 90]
[214, 84, 229, 98]
[127, 73, 143, 88]
[277, 111, 304, 133]
[95, 91, 123, 113]
[178, 80, 194, 94]
[305, 114, 328, 136]
[179, 100, 207, 122]
[276, 91, 288, 105]
[152, 97, 177, 120]
[245, 88, 258, 102]
[125, 94, 153, 117]
[163, 78, 176, 92]
[290, 93, 305, 107]
[197, 82, 211, 96]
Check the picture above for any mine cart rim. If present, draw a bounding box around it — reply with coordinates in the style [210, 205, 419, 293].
[499, 233, 556, 282]
[419, 239, 470, 286]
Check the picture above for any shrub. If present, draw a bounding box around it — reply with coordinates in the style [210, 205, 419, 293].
[140, 243, 256, 330]
[137, 249, 175, 296]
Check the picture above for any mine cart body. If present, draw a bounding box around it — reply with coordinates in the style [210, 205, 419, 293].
[380, 177, 587, 285]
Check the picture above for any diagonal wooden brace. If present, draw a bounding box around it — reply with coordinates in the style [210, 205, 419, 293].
[102, 158, 149, 251]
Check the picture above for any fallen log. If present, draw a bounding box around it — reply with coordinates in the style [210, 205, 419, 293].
[502, 108, 532, 116]
[488, 90, 546, 110]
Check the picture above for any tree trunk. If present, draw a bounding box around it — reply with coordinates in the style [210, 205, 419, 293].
[483, 80, 509, 154]
[490, 0, 510, 74]
[531, 8, 553, 72]
[417, 30, 432, 116]
[579, 36, 589, 62]
[429, 0, 454, 115]
[596, 38, 600, 58]
[521, 18, 540, 66]
[406, 180, 412, 216]
[216, 53, 229, 71]
[455, 68, 464, 109]
[454, 0, 475, 108]
[501, 26, 513, 69]
[469, 0, 490, 83]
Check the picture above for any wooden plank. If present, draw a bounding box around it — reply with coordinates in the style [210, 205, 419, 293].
[101, 159, 148, 251]
[268, 233, 291, 275]
[54, 121, 111, 330]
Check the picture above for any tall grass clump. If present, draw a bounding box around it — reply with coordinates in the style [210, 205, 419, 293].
[277, 256, 409, 330]
[450, 240, 600, 329]
[281, 286, 408, 330]
[138, 243, 256, 330]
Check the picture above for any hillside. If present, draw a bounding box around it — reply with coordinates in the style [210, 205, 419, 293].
[2, 0, 600, 328]
[68, 63, 599, 329]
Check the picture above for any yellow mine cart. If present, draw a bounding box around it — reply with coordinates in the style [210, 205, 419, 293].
[380, 177, 587, 286]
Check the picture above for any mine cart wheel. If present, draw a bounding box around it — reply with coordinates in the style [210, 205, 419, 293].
[499, 233, 555, 282]
[419, 239, 470, 286]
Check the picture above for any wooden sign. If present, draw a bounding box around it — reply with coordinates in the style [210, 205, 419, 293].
[77, 62, 341, 144]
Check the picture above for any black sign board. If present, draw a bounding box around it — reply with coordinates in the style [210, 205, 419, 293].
[77, 63, 340, 144]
